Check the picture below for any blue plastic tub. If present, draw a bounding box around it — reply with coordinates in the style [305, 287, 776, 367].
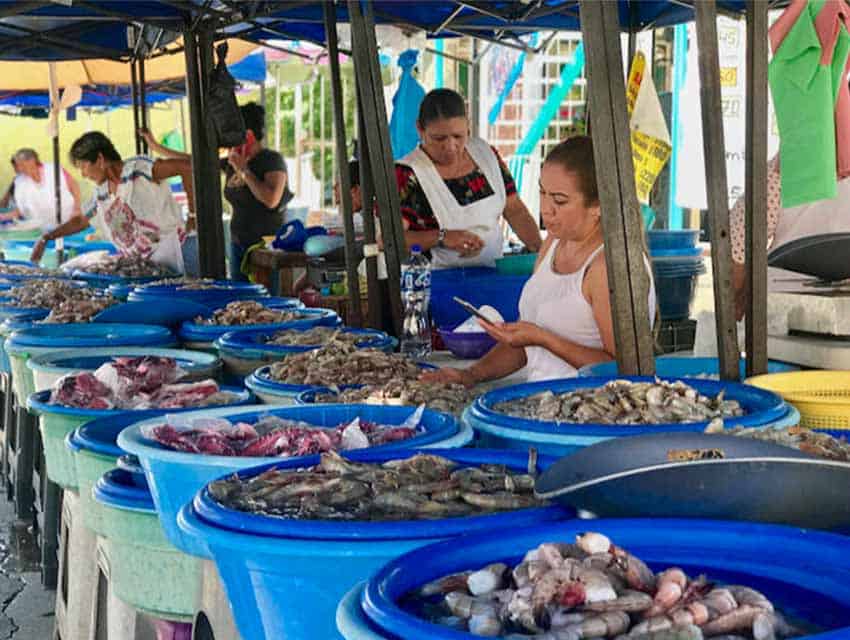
[465, 376, 787, 456]
[579, 356, 800, 379]
[70, 270, 169, 289]
[431, 267, 528, 330]
[246, 361, 436, 405]
[178, 307, 337, 350]
[118, 404, 474, 559]
[94, 467, 201, 620]
[360, 518, 850, 640]
[6, 322, 176, 407]
[28, 347, 221, 393]
[216, 327, 396, 377]
[648, 246, 703, 258]
[647, 229, 701, 251]
[0, 259, 61, 281]
[178, 447, 572, 640]
[67, 412, 166, 534]
[27, 385, 252, 491]
[338, 583, 384, 640]
[0, 313, 44, 374]
[656, 272, 699, 320]
[128, 280, 269, 307]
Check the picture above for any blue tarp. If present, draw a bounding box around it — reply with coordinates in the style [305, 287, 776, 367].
[0, 2, 752, 61]
[389, 49, 425, 159]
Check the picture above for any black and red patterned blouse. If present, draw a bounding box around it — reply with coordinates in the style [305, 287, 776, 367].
[395, 146, 517, 231]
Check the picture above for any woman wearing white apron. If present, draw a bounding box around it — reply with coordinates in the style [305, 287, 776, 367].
[424, 136, 657, 385]
[396, 89, 541, 267]
[7, 148, 79, 230]
[30, 132, 193, 274]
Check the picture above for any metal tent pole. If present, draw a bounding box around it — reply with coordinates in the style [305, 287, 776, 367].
[578, 0, 655, 375]
[184, 29, 226, 278]
[139, 57, 149, 154]
[52, 135, 63, 264]
[348, 0, 405, 337]
[325, 0, 363, 327]
[130, 59, 142, 155]
[694, 0, 740, 381]
[745, 0, 769, 376]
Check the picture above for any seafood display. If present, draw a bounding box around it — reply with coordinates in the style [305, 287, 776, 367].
[312, 380, 475, 417]
[711, 423, 850, 462]
[80, 254, 173, 278]
[149, 413, 418, 457]
[48, 356, 234, 410]
[0, 263, 56, 276]
[409, 532, 802, 639]
[266, 327, 367, 347]
[42, 295, 117, 323]
[267, 342, 421, 386]
[196, 300, 309, 326]
[208, 450, 543, 520]
[0, 279, 117, 322]
[494, 380, 744, 425]
[145, 277, 217, 288]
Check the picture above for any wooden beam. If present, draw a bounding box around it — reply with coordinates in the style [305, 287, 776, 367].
[579, 0, 655, 376]
[348, 0, 405, 337]
[324, 0, 363, 328]
[357, 106, 384, 331]
[130, 60, 142, 155]
[745, 0, 769, 376]
[694, 0, 740, 381]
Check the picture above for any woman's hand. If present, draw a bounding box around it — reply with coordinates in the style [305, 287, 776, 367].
[479, 319, 547, 348]
[138, 128, 155, 147]
[227, 150, 249, 173]
[30, 236, 48, 263]
[420, 367, 477, 388]
[442, 230, 484, 257]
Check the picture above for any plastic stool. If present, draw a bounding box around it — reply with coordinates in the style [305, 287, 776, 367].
[93, 541, 157, 640]
[54, 491, 97, 640]
[192, 560, 241, 640]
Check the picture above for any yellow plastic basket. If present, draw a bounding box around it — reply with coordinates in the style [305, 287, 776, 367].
[746, 371, 850, 430]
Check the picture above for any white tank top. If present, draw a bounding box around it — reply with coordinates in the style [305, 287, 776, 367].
[518, 240, 656, 382]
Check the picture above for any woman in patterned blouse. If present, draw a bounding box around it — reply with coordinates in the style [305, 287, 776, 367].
[396, 89, 541, 269]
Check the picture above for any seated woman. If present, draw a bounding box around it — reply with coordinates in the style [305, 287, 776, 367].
[397, 88, 541, 268]
[424, 136, 657, 385]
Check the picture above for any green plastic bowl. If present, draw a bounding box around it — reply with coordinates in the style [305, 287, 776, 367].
[495, 253, 537, 276]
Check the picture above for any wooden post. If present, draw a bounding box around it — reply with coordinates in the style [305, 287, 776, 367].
[52, 134, 63, 264]
[358, 105, 384, 331]
[184, 30, 226, 278]
[348, 0, 405, 337]
[325, 0, 363, 327]
[745, 0, 769, 376]
[694, 0, 740, 381]
[579, 0, 655, 375]
[274, 64, 282, 151]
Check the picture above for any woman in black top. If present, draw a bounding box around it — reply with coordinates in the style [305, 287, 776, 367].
[223, 102, 293, 280]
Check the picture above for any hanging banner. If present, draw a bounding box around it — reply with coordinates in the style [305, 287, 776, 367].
[627, 52, 672, 204]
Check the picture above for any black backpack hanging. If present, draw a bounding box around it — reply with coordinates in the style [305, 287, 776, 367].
[206, 42, 246, 148]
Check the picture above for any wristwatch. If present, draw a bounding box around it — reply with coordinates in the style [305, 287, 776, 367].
[437, 228, 447, 248]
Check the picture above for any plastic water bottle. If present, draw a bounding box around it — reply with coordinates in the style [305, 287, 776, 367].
[400, 244, 432, 359]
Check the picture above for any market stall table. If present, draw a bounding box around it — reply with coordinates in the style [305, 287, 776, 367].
[246, 248, 308, 297]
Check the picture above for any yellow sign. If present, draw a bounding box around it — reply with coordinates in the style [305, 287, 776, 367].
[627, 52, 672, 204]
[720, 67, 737, 87]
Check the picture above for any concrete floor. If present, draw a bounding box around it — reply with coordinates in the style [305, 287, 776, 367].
[0, 496, 56, 639]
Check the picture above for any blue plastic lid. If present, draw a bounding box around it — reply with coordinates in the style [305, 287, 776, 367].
[215, 327, 393, 358]
[649, 247, 703, 258]
[94, 468, 155, 512]
[67, 411, 168, 458]
[193, 447, 569, 541]
[27, 385, 253, 418]
[7, 323, 174, 351]
[361, 518, 850, 640]
[118, 403, 460, 465]
[467, 375, 788, 436]
[578, 357, 799, 378]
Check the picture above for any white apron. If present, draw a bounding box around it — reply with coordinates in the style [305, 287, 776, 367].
[13, 163, 74, 230]
[767, 177, 850, 292]
[90, 157, 185, 274]
[518, 241, 656, 382]
[694, 177, 850, 356]
[400, 138, 506, 269]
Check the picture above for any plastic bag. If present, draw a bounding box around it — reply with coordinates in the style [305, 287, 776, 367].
[205, 42, 246, 148]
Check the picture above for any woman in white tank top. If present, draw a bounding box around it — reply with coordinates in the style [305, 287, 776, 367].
[424, 136, 656, 385]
